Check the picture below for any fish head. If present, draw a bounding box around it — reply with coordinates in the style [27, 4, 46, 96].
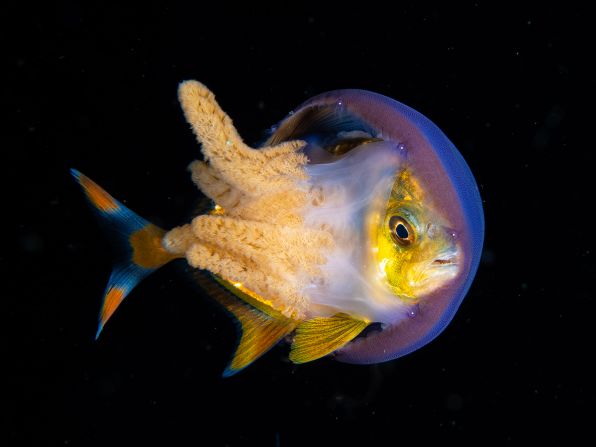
[371, 167, 460, 303]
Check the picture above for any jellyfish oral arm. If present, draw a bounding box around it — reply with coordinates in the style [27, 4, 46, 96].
[163, 81, 334, 320]
[177, 80, 308, 197]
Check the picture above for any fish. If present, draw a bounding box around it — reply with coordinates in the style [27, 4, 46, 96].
[72, 80, 484, 376]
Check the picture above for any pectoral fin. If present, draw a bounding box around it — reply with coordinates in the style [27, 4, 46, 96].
[289, 314, 369, 364]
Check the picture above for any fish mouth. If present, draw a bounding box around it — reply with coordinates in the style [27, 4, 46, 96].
[432, 257, 457, 266]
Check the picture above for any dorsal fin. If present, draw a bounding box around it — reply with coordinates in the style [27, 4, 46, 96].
[265, 104, 376, 146]
[289, 313, 369, 364]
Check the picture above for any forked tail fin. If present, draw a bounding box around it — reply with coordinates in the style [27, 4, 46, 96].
[71, 169, 178, 337]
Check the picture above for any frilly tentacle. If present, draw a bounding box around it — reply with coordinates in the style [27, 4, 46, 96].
[164, 81, 332, 319]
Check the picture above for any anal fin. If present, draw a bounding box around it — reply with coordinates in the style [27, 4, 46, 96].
[223, 300, 297, 377]
[202, 276, 298, 377]
[290, 313, 369, 364]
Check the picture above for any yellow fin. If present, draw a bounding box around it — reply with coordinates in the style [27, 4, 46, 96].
[289, 313, 369, 364]
[223, 300, 297, 377]
[201, 276, 298, 376]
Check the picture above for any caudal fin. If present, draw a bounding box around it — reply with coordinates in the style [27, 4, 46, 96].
[71, 169, 178, 338]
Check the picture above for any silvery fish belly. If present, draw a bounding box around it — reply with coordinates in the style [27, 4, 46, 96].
[72, 81, 484, 376]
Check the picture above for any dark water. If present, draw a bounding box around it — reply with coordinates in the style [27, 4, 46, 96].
[7, 6, 592, 446]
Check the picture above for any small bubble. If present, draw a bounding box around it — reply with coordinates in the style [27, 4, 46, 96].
[396, 143, 408, 159]
[407, 303, 420, 318]
[226, 140, 233, 146]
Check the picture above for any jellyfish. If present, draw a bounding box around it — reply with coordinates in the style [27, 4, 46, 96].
[72, 80, 484, 375]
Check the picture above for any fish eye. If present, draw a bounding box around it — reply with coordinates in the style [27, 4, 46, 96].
[388, 215, 415, 246]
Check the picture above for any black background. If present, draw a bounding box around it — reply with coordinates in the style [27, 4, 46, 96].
[6, 4, 593, 446]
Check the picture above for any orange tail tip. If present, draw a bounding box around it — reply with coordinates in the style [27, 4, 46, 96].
[71, 169, 120, 213]
[71, 169, 178, 338]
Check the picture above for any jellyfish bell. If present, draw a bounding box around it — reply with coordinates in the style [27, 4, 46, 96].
[266, 89, 485, 363]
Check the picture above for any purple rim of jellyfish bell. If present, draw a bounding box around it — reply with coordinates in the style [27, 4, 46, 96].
[272, 90, 484, 364]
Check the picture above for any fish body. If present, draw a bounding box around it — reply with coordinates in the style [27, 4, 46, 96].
[73, 81, 484, 375]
